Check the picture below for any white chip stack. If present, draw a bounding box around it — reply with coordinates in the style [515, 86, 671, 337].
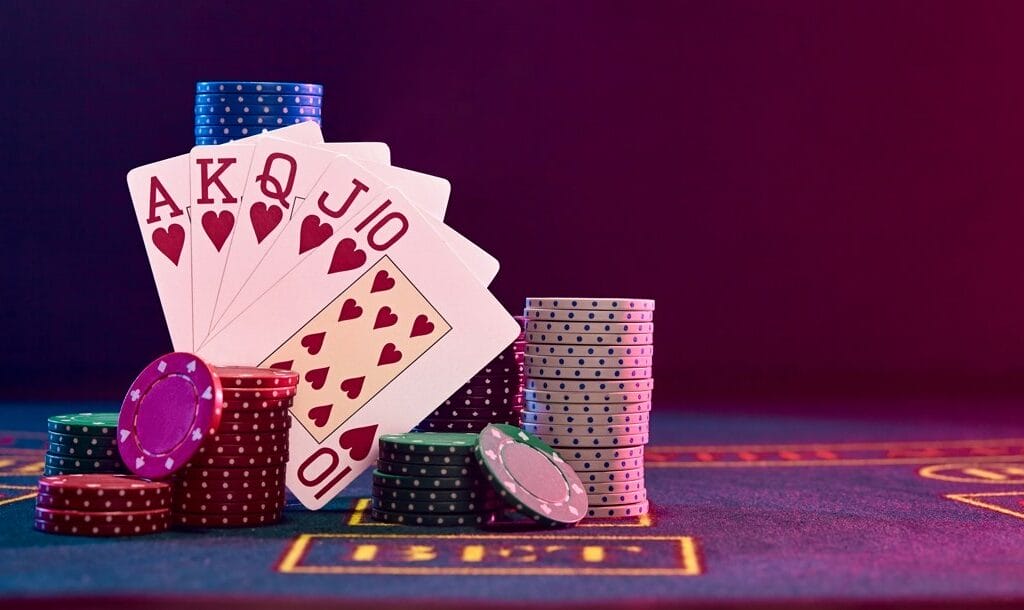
[520, 298, 654, 519]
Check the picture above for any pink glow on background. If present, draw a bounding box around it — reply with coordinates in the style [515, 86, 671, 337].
[3, 1, 1024, 404]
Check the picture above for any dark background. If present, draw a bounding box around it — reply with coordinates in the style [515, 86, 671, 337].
[3, 0, 1024, 404]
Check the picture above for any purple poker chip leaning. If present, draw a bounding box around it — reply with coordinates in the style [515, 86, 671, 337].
[118, 353, 223, 480]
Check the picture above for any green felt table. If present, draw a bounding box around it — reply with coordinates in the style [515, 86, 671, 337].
[2, 401, 1024, 609]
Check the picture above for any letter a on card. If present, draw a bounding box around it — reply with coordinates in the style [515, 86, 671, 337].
[126, 154, 193, 350]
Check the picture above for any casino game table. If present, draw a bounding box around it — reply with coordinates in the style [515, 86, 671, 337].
[3, 400, 1024, 609]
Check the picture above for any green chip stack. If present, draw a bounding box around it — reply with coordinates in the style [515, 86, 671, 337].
[45, 413, 129, 476]
[371, 432, 502, 526]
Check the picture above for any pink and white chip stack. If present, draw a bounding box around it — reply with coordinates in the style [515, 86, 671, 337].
[520, 298, 653, 519]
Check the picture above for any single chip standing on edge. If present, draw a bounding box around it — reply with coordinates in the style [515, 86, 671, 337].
[475, 424, 587, 526]
[117, 352, 224, 480]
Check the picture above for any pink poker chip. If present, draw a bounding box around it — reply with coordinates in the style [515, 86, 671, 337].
[118, 352, 223, 480]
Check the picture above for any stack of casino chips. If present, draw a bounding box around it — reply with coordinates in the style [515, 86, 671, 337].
[170, 366, 297, 529]
[371, 432, 501, 526]
[45, 413, 129, 476]
[414, 316, 526, 433]
[521, 298, 654, 519]
[33, 474, 171, 537]
[194, 81, 323, 145]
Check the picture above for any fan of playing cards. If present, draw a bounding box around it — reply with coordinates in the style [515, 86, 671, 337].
[126, 122, 520, 509]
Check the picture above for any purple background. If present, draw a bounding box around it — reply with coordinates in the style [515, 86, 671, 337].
[3, 1, 1024, 403]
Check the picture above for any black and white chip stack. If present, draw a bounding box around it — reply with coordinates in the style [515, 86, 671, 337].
[371, 432, 502, 526]
[520, 298, 654, 519]
[413, 315, 526, 433]
[45, 413, 129, 477]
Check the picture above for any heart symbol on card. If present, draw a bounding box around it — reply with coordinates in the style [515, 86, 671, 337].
[340, 376, 365, 399]
[250, 202, 282, 244]
[201, 210, 234, 251]
[268, 360, 294, 370]
[338, 298, 363, 322]
[328, 238, 366, 274]
[151, 224, 185, 265]
[300, 332, 326, 355]
[298, 215, 332, 254]
[307, 404, 333, 428]
[371, 269, 395, 293]
[374, 306, 398, 329]
[339, 424, 378, 462]
[377, 342, 403, 366]
[410, 314, 435, 338]
[305, 367, 330, 390]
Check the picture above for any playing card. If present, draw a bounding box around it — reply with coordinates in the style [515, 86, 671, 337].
[357, 163, 498, 286]
[204, 154, 390, 337]
[207, 137, 344, 332]
[204, 157, 495, 339]
[319, 142, 391, 166]
[196, 188, 519, 509]
[189, 127, 386, 346]
[126, 154, 193, 350]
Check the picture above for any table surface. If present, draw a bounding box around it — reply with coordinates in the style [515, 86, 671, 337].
[2, 401, 1023, 609]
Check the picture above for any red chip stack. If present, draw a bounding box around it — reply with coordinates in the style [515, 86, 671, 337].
[171, 366, 297, 529]
[33, 474, 171, 537]
[413, 315, 526, 432]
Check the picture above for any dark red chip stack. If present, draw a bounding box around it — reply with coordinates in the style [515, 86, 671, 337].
[33, 474, 171, 537]
[414, 315, 526, 432]
[171, 366, 297, 529]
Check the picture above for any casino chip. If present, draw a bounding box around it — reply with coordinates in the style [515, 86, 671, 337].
[521, 421, 650, 436]
[195, 125, 272, 138]
[525, 331, 654, 346]
[47, 413, 119, 435]
[563, 457, 644, 471]
[415, 318, 526, 435]
[520, 410, 650, 425]
[369, 508, 486, 526]
[195, 93, 322, 106]
[525, 378, 654, 392]
[45, 415, 127, 475]
[524, 344, 654, 357]
[521, 298, 654, 520]
[118, 352, 223, 480]
[523, 365, 653, 380]
[32, 483, 171, 538]
[525, 320, 654, 334]
[213, 366, 299, 389]
[587, 500, 649, 518]
[371, 487, 492, 502]
[414, 418, 513, 433]
[379, 432, 479, 454]
[113, 355, 299, 529]
[195, 114, 321, 126]
[194, 104, 321, 116]
[371, 497, 500, 514]
[524, 298, 655, 312]
[194, 81, 324, 145]
[524, 354, 654, 368]
[524, 390, 651, 405]
[524, 307, 655, 322]
[370, 431, 514, 526]
[196, 81, 324, 95]
[475, 424, 587, 527]
[174, 511, 283, 528]
[523, 395, 653, 409]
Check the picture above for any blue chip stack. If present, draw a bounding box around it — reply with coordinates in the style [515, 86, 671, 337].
[194, 81, 324, 145]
